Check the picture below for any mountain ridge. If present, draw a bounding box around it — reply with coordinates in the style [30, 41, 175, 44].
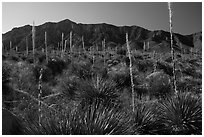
[2, 19, 202, 53]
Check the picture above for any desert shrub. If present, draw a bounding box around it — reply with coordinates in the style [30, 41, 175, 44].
[11, 55, 20, 62]
[134, 86, 149, 99]
[177, 76, 201, 95]
[37, 53, 46, 64]
[124, 57, 130, 66]
[116, 48, 126, 56]
[2, 63, 14, 109]
[111, 70, 140, 90]
[133, 54, 144, 60]
[112, 72, 131, 88]
[41, 83, 52, 97]
[21, 55, 27, 61]
[165, 56, 172, 63]
[157, 61, 173, 76]
[25, 54, 34, 64]
[158, 92, 202, 135]
[2, 63, 12, 95]
[146, 71, 172, 98]
[59, 76, 80, 100]
[2, 54, 7, 60]
[137, 60, 154, 73]
[69, 62, 93, 80]
[182, 66, 201, 78]
[32, 65, 53, 83]
[46, 58, 67, 76]
[96, 67, 108, 79]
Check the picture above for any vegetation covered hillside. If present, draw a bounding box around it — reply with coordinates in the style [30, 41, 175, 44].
[2, 19, 202, 135]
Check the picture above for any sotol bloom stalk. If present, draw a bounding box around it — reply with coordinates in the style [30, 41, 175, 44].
[10, 41, 12, 51]
[82, 36, 85, 52]
[32, 21, 36, 63]
[38, 68, 43, 126]
[26, 36, 29, 56]
[103, 39, 106, 66]
[126, 33, 135, 112]
[70, 31, 72, 53]
[45, 31, 48, 63]
[168, 2, 177, 94]
[64, 40, 67, 52]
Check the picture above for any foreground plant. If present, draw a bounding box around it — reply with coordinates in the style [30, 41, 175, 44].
[158, 92, 202, 134]
[22, 98, 134, 135]
[131, 102, 162, 135]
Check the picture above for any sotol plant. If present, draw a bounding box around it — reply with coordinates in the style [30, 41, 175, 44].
[22, 99, 134, 135]
[158, 92, 202, 134]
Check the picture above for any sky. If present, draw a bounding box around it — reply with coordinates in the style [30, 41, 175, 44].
[2, 2, 202, 35]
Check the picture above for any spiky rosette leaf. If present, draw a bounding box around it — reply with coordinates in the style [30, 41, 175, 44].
[158, 92, 202, 135]
[79, 76, 121, 105]
[22, 99, 134, 135]
[60, 74, 121, 104]
[74, 98, 134, 135]
[131, 102, 162, 135]
[22, 111, 67, 135]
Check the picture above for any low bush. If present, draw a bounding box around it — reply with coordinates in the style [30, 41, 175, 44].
[46, 58, 67, 76]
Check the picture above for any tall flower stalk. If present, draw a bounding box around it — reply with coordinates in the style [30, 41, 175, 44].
[38, 68, 43, 126]
[64, 40, 67, 52]
[45, 31, 48, 63]
[61, 33, 64, 58]
[32, 21, 36, 63]
[10, 41, 12, 51]
[82, 36, 85, 52]
[168, 2, 177, 94]
[126, 33, 135, 112]
[103, 39, 106, 66]
[26, 36, 29, 56]
[70, 31, 72, 53]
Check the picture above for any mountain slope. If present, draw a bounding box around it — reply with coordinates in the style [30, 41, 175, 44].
[2, 19, 202, 53]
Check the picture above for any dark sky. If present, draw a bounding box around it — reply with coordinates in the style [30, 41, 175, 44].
[2, 2, 202, 35]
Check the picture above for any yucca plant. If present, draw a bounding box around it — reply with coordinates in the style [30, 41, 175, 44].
[75, 98, 134, 135]
[60, 73, 121, 105]
[22, 98, 134, 135]
[131, 102, 162, 135]
[80, 76, 120, 103]
[21, 110, 65, 135]
[158, 92, 202, 134]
